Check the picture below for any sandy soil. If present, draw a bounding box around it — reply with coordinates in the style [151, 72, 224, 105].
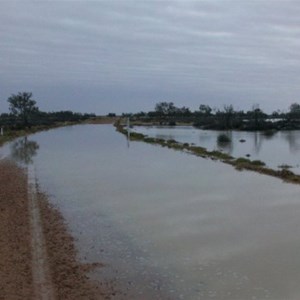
[0, 160, 34, 299]
[0, 159, 117, 299]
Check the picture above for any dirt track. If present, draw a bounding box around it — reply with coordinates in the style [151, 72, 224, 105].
[0, 160, 116, 299]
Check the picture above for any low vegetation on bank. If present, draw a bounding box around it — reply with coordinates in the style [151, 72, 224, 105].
[115, 121, 300, 185]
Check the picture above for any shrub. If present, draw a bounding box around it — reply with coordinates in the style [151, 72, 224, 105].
[235, 157, 251, 164]
[167, 139, 178, 144]
[278, 164, 292, 169]
[251, 160, 266, 166]
[217, 133, 231, 143]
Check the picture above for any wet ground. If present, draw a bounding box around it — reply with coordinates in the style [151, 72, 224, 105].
[0, 159, 117, 299]
[3, 125, 300, 299]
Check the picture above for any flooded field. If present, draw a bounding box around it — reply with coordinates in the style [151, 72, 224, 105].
[133, 126, 300, 173]
[2, 124, 300, 299]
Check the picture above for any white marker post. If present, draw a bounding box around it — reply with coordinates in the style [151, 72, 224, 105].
[127, 118, 130, 147]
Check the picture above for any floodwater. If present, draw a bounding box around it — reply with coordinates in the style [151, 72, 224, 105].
[2, 124, 300, 299]
[133, 126, 300, 173]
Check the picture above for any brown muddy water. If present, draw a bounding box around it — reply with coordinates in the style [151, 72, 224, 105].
[2, 124, 300, 299]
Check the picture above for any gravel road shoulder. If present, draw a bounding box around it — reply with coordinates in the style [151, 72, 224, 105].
[0, 159, 116, 299]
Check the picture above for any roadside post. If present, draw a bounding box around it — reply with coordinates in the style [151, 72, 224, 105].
[127, 118, 130, 147]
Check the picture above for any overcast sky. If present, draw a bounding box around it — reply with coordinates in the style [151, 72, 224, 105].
[1, 0, 300, 114]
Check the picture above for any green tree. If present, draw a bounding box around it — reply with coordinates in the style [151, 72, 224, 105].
[289, 103, 300, 119]
[7, 92, 39, 128]
[199, 104, 212, 116]
[222, 104, 234, 129]
[246, 104, 267, 129]
[251, 104, 266, 129]
[155, 102, 176, 115]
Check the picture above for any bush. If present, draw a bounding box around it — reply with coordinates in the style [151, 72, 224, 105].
[235, 157, 251, 164]
[251, 160, 266, 166]
[278, 164, 292, 169]
[217, 133, 231, 143]
[167, 139, 178, 144]
[235, 158, 266, 167]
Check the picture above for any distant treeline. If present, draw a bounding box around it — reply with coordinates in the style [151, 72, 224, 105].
[0, 92, 95, 130]
[0, 110, 96, 129]
[125, 102, 300, 131]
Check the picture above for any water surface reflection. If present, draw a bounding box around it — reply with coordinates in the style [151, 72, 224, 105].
[4, 125, 300, 299]
[134, 126, 300, 172]
[10, 136, 39, 165]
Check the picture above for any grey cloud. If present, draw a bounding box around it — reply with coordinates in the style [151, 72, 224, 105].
[1, 0, 300, 114]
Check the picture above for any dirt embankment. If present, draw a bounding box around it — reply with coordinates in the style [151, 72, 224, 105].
[0, 160, 116, 299]
[0, 160, 34, 299]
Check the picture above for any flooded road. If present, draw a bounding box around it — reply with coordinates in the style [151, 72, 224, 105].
[2, 124, 300, 299]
